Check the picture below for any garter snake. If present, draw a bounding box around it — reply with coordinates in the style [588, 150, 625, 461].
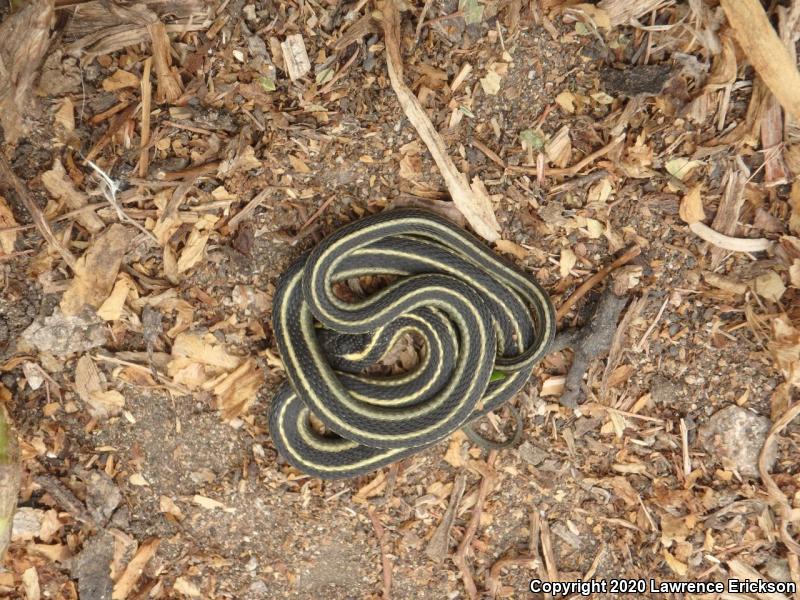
[269, 209, 555, 479]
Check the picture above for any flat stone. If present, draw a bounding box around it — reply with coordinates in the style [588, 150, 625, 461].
[698, 406, 775, 479]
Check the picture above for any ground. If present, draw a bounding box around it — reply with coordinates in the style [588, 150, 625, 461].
[0, 0, 799, 599]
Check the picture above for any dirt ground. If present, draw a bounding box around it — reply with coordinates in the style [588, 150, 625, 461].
[1, 0, 799, 598]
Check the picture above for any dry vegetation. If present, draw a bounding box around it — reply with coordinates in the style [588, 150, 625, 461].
[0, 0, 799, 598]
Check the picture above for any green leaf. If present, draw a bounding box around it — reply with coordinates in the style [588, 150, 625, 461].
[520, 128, 545, 152]
[459, 105, 475, 118]
[490, 370, 507, 382]
[315, 68, 334, 85]
[258, 76, 276, 92]
[459, 0, 484, 25]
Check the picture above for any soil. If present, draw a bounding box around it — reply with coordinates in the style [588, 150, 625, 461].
[0, 0, 799, 599]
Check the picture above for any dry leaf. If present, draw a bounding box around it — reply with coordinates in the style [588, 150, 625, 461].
[158, 496, 184, 520]
[479, 70, 501, 95]
[41, 159, 104, 233]
[216, 145, 262, 177]
[61, 224, 133, 316]
[192, 495, 228, 510]
[213, 359, 263, 420]
[572, 4, 610, 28]
[176, 227, 210, 273]
[769, 316, 800, 387]
[97, 275, 133, 321]
[555, 91, 576, 113]
[666, 157, 703, 181]
[173, 577, 201, 597]
[560, 248, 577, 278]
[494, 239, 528, 260]
[662, 549, 687, 576]
[679, 185, 705, 224]
[289, 154, 311, 173]
[443, 430, 467, 467]
[101, 69, 140, 91]
[21, 567, 40, 600]
[170, 333, 241, 371]
[789, 259, 800, 288]
[75, 355, 124, 419]
[752, 271, 785, 302]
[129, 473, 149, 487]
[399, 153, 422, 180]
[0, 195, 18, 255]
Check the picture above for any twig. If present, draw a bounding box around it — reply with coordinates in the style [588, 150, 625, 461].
[300, 195, 337, 231]
[552, 286, 630, 408]
[679, 418, 691, 477]
[420, 10, 464, 30]
[228, 187, 278, 231]
[486, 511, 542, 598]
[507, 133, 625, 178]
[425, 473, 467, 562]
[453, 451, 497, 600]
[758, 402, 800, 555]
[34, 474, 95, 525]
[633, 295, 668, 351]
[138, 58, 153, 179]
[556, 245, 640, 321]
[155, 161, 221, 181]
[0, 154, 78, 270]
[84, 159, 159, 245]
[319, 47, 361, 95]
[539, 516, 559, 585]
[529, 511, 552, 600]
[368, 508, 393, 600]
[414, 0, 435, 43]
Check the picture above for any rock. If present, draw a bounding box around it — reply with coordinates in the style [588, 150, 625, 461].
[22, 309, 107, 356]
[698, 406, 775, 479]
[69, 531, 114, 600]
[517, 441, 548, 466]
[11, 507, 43, 541]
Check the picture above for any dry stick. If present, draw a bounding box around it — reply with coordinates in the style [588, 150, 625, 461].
[414, 0, 435, 43]
[556, 245, 641, 321]
[425, 473, 467, 562]
[720, 0, 800, 121]
[155, 161, 220, 181]
[318, 47, 361, 95]
[507, 133, 625, 178]
[368, 508, 393, 600]
[758, 402, 800, 556]
[228, 188, 274, 231]
[539, 517, 559, 585]
[0, 154, 78, 270]
[453, 451, 497, 600]
[300, 195, 337, 230]
[486, 511, 542, 598]
[138, 57, 153, 179]
[381, 0, 500, 242]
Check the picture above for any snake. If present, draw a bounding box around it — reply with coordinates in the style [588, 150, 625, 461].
[268, 209, 555, 479]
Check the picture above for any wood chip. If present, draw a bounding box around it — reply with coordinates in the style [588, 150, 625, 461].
[281, 34, 311, 81]
[112, 538, 159, 600]
[720, 0, 800, 121]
